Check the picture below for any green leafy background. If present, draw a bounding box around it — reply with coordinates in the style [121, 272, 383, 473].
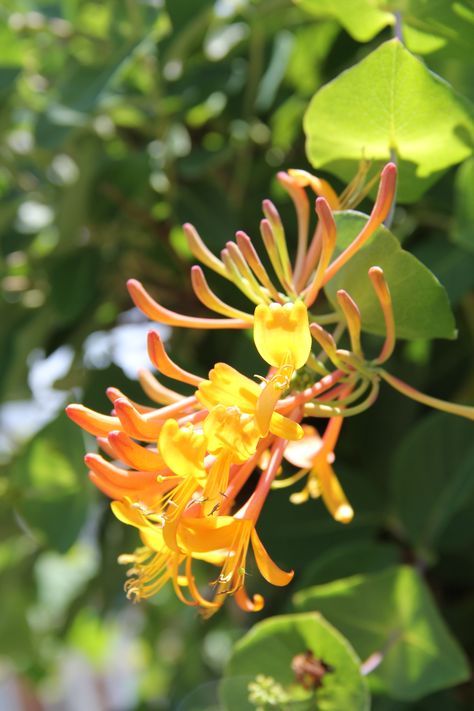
[0, 1, 472, 709]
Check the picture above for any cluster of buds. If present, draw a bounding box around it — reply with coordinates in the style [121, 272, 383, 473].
[67, 163, 474, 615]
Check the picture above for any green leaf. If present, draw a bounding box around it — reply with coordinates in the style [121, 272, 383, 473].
[296, 541, 400, 589]
[0, 66, 21, 98]
[221, 612, 370, 711]
[47, 246, 102, 325]
[294, 567, 470, 700]
[295, 0, 393, 42]
[400, 0, 474, 60]
[324, 211, 456, 340]
[412, 233, 474, 305]
[390, 413, 474, 552]
[11, 414, 90, 553]
[304, 39, 474, 202]
[452, 157, 474, 252]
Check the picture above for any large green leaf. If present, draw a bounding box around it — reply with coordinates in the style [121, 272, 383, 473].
[304, 39, 474, 202]
[389, 413, 474, 552]
[11, 414, 90, 554]
[294, 0, 393, 42]
[324, 211, 456, 340]
[221, 612, 370, 710]
[294, 567, 470, 700]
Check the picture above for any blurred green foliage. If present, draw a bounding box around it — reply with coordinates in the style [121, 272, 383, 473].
[0, 0, 473, 709]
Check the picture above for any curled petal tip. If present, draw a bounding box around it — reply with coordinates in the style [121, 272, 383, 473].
[335, 503, 354, 524]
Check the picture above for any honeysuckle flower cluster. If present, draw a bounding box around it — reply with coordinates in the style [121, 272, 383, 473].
[67, 163, 474, 615]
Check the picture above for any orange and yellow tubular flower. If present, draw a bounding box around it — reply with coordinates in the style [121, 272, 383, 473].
[277, 171, 310, 287]
[106, 387, 154, 413]
[190, 265, 255, 321]
[112, 396, 197, 443]
[260, 218, 294, 295]
[222, 241, 270, 305]
[204, 405, 261, 463]
[147, 330, 203, 388]
[253, 301, 311, 434]
[253, 301, 312, 370]
[322, 162, 397, 285]
[336, 289, 363, 359]
[202, 405, 261, 509]
[183, 516, 293, 615]
[138, 368, 185, 405]
[157, 419, 207, 549]
[368, 266, 395, 364]
[262, 200, 294, 293]
[183, 222, 227, 278]
[196, 362, 303, 441]
[85, 454, 175, 503]
[107, 430, 165, 472]
[255, 361, 295, 437]
[235, 231, 284, 303]
[127, 278, 251, 330]
[303, 197, 337, 307]
[66, 404, 121, 438]
[287, 168, 341, 210]
[314, 458, 354, 523]
[112, 506, 184, 602]
[159, 419, 207, 482]
[310, 322, 348, 371]
[271, 420, 353, 522]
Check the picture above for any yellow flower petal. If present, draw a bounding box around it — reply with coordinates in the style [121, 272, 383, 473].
[158, 419, 206, 479]
[283, 424, 323, 468]
[196, 362, 260, 411]
[204, 404, 260, 460]
[251, 528, 294, 586]
[253, 301, 311, 369]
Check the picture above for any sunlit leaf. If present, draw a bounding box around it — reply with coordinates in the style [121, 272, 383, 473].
[221, 612, 370, 710]
[294, 0, 393, 42]
[294, 567, 470, 700]
[304, 40, 474, 202]
[324, 212, 456, 339]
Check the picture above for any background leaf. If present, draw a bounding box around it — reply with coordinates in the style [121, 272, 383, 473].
[294, 0, 394, 42]
[221, 612, 370, 711]
[389, 413, 474, 553]
[304, 39, 474, 202]
[294, 567, 471, 700]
